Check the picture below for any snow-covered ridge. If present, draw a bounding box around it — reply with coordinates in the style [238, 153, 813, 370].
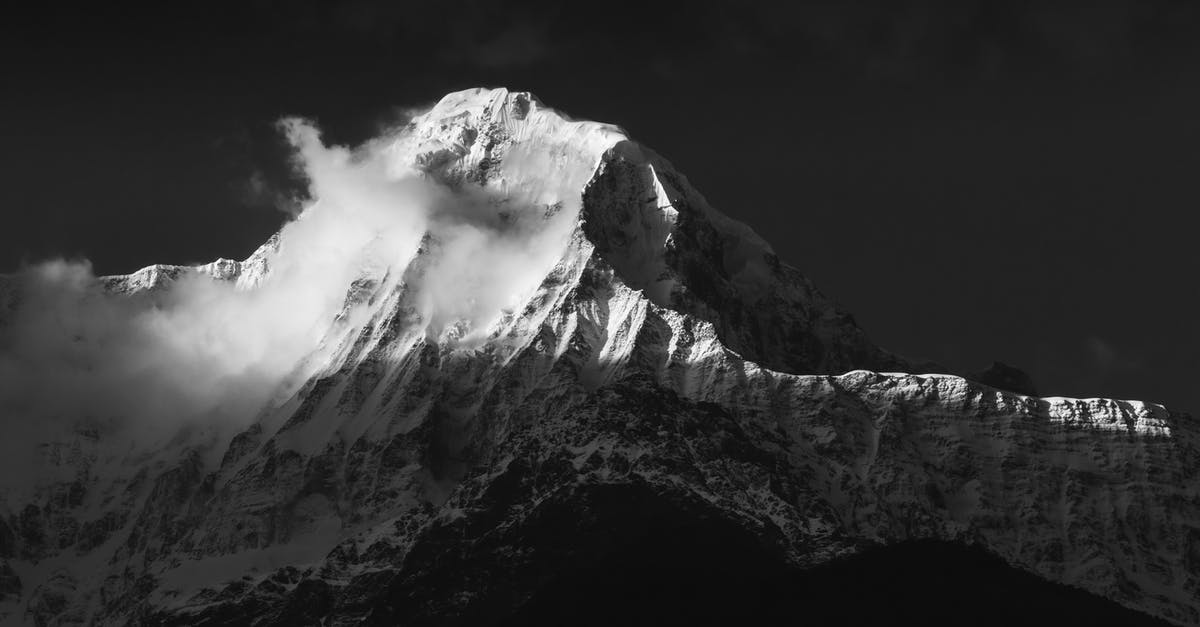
[0, 88, 1194, 626]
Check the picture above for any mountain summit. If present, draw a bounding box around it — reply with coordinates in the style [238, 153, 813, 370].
[0, 88, 1195, 626]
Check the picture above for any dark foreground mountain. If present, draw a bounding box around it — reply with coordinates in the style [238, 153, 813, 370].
[507, 538, 1173, 627]
[0, 89, 1195, 626]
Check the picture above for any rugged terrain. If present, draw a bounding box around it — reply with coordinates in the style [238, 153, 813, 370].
[0, 88, 1196, 626]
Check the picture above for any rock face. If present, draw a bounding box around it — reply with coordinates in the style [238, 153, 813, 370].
[0, 88, 1196, 626]
[970, 361, 1040, 396]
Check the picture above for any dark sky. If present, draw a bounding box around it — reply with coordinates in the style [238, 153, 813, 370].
[2, 1, 1198, 414]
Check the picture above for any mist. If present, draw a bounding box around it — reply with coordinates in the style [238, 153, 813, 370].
[0, 111, 579, 477]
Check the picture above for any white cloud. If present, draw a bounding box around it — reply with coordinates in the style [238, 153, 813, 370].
[0, 111, 577, 481]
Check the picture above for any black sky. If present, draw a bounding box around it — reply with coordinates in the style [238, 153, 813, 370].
[2, 1, 1198, 414]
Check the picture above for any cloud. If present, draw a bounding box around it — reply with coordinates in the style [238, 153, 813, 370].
[0, 109, 576, 484]
[212, 126, 307, 214]
[235, 168, 297, 212]
[1083, 335, 1145, 380]
[1084, 336, 1119, 371]
[1075, 333, 1147, 393]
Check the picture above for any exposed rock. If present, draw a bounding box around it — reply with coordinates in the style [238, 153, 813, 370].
[27, 571, 78, 627]
[970, 361, 1040, 396]
[0, 521, 13, 560]
[0, 562, 20, 603]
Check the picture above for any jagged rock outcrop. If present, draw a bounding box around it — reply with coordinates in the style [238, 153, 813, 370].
[970, 360, 1040, 396]
[0, 88, 1195, 626]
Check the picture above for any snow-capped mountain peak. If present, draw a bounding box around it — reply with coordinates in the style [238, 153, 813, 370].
[0, 88, 1195, 626]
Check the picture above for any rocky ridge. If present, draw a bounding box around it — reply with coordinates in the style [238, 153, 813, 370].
[0, 88, 1195, 626]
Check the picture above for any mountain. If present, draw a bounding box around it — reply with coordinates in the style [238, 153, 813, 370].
[0, 88, 1196, 626]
